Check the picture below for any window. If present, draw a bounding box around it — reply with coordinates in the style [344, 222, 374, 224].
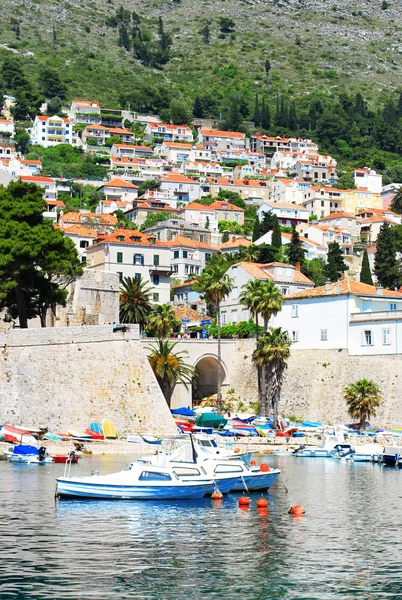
[320, 329, 328, 341]
[117, 252, 123, 263]
[234, 214, 239, 222]
[153, 274, 160, 286]
[133, 254, 143, 266]
[153, 293, 159, 302]
[383, 328, 391, 345]
[221, 311, 227, 325]
[205, 253, 211, 262]
[173, 250, 179, 259]
[185, 265, 189, 274]
[183, 250, 188, 258]
[200, 235, 204, 242]
[135, 273, 141, 283]
[139, 471, 172, 481]
[363, 300, 371, 312]
[291, 330, 299, 342]
[242, 308, 248, 321]
[281, 287, 288, 295]
[117, 272, 123, 282]
[390, 303, 397, 311]
[232, 287, 239, 299]
[172, 264, 178, 273]
[361, 330, 373, 346]
[153, 255, 159, 266]
[80, 240, 89, 248]
[291, 304, 299, 318]
[231, 309, 237, 324]
[81, 256, 87, 264]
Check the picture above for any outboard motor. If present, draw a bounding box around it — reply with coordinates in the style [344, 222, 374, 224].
[38, 446, 47, 462]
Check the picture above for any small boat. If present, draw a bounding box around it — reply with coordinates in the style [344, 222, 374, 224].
[381, 446, 402, 467]
[89, 422, 103, 435]
[68, 430, 93, 442]
[4, 445, 54, 463]
[56, 463, 214, 500]
[293, 427, 352, 458]
[84, 429, 104, 440]
[50, 451, 79, 464]
[2, 424, 37, 445]
[102, 419, 117, 439]
[343, 443, 384, 463]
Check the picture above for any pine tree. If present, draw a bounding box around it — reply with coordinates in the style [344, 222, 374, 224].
[286, 225, 305, 266]
[265, 59, 271, 79]
[254, 93, 260, 127]
[271, 216, 282, 249]
[252, 215, 261, 242]
[202, 24, 210, 44]
[374, 222, 401, 288]
[260, 211, 275, 236]
[261, 97, 270, 130]
[288, 100, 297, 130]
[325, 242, 348, 282]
[360, 249, 373, 286]
[398, 92, 402, 118]
[193, 96, 203, 118]
[118, 24, 131, 50]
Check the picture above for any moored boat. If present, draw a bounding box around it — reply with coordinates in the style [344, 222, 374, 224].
[382, 446, 402, 467]
[4, 445, 54, 463]
[50, 451, 79, 464]
[56, 463, 214, 500]
[2, 424, 37, 445]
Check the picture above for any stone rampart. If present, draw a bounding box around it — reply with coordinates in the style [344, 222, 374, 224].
[0, 326, 176, 436]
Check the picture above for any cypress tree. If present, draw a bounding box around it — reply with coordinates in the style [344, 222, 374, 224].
[193, 96, 203, 118]
[274, 93, 280, 126]
[261, 97, 270, 130]
[287, 224, 305, 265]
[360, 249, 373, 286]
[254, 93, 261, 127]
[288, 100, 297, 130]
[271, 216, 282, 249]
[252, 215, 261, 242]
[325, 241, 348, 282]
[374, 222, 401, 288]
[260, 210, 275, 235]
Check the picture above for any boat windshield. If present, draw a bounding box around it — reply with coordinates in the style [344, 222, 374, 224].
[138, 471, 172, 481]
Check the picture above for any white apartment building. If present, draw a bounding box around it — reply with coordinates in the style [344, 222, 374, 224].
[20, 175, 57, 200]
[178, 200, 244, 232]
[353, 168, 382, 194]
[258, 201, 309, 226]
[294, 156, 337, 184]
[8, 158, 41, 177]
[272, 280, 402, 355]
[60, 224, 98, 263]
[220, 261, 314, 325]
[83, 125, 134, 146]
[110, 144, 154, 159]
[98, 178, 139, 203]
[302, 185, 346, 218]
[163, 236, 216, 282]
[145, 122, 193, 143]
[70, 99, 101, 124]
[271, 178, 310, 205]
[249, 135, 319, 156]
[159, 173, 201, 203]
[31, 115, 73, 147]
[197, 129, 246, 155]
[86, 229, 172, 304]
[0, 118, 15, 137]
[255, 230, 327, 261]
[0, 142, 16, 160]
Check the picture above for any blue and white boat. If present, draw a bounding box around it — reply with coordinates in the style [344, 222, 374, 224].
[56, 462, 214, 500]
[291, 427, 353, 458]
[4, 445, 54, 463]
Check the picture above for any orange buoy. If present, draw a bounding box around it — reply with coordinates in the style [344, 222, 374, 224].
[250, 460, 256, 466]
[260, 463, 270, 472]
[257, 507, 269, 518]
[211, 489, 223, 500]
[256, 497, 268, 508]
[288, 504, 305, 516]
[238, 495, 250, 507]
[234, 448, 241, 454]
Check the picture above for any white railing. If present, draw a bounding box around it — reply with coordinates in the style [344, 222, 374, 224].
[350, 310, 402, 322]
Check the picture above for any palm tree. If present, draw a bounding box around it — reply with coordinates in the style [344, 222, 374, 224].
[253, 327, 291, 427]
[239, 245, 260, 262]
[259, 281, 284, 330]
[146, 340, 196, 407]
[119, 276, 153, 329]
[147, 304, 180, 339]
[344, 379, 382, 430]
[193, 255, 233, 413]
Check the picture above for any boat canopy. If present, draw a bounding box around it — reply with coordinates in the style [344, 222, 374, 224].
[13, 445, 38, 455]
[196, 413, 227, 428]
[171, 407, 195, 417]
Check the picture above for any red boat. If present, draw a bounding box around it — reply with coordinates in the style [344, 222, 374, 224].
[85, 428, 104, 440]
[175, 420, 195, 432]
[2, 424, 37, 444]
[50, 453, 79, 464]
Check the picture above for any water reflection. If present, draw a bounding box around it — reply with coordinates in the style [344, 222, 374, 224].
[0, 455, 401, 598]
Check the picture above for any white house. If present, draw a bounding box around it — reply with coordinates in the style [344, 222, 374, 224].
[220, 261, 314, 325]
[0, 118, 15, 137]
[145, 123, 193, 143]
[353, 168, 382, 194]
[258, 201, 309, 226]
[157, 141, 195, 164]
[178, 200, 244, 233]
[31, 115, 73, 147]
[70, 99, 101, 124]
[271, 178, 310, 205]
[159, 173, 201, 203]
[272, 280, 402, 355]
[7, 158, 41, 177]
[59, 224, 98, 263]
[86, 228, 172, 304]
[162, 236, 215, 282]
[0, 142, 16, 160]
[197, 129, 246, 155]
[20, 175, 57, 200]
[98, 178, 139, 203]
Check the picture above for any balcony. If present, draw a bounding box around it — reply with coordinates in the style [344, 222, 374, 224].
[350, 310, 402, 323]
[149, 265, 173, 274]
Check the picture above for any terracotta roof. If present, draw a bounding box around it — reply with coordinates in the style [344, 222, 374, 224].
[112, 144, 152, 150]
[161, 172, 198, 183]
[61, 212, 118, 225]
[207, 177, 270, 188]
[73, 98, 100, 108]
[200, 129, 245, 139]
[286, 280, 402, 300]
[61, 224, 98, 237]
[217, 237, 252, 250]
[262, 262, 313, 284]
[46, 199, 65, 207]
[173, 306, 214, 323]
[36, 115, 71, 123]
[100, 178, 138, 189]
[237, 262, 272, 280]
[181, 202, 212, 211]
[100, 200, 133, 207]
[93, 228, 166, 247]
[266, 201, 308, 211]
[319, 212, 356, 221]
[208, 200, 244, 211]
[367, 245, 376, 252]
[159, 236, 213, 250]
[359, 216, 395, 225]
[148, 122, 192, 132]
[20, 159, 41, 165]
[173, 280, 198, 289]
[0, 119, 13, 124]
[162, 142, 193, 149]
[20, 175, 55, 183]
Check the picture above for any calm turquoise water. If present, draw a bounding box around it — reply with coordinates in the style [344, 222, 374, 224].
[1, 454, 402, 599]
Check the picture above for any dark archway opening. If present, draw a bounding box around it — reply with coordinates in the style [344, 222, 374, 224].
[192, 356, 226, 403]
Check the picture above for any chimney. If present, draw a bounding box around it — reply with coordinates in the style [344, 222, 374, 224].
[295, 262, 301, 271]
[376, 285, 383, 296]
[232, 236, 236, 242]
[325, 280, 331, 292]
[336, 282, 341, 294]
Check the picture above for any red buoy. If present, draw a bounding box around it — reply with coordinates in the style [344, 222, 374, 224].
[250, 460, 256, 466]
[256, 497, 268, 508]
[238, 496, 250, 507]
[288, 504, 305, 516]
[211, 489, 223, 500]
[260, 463, 270, 472]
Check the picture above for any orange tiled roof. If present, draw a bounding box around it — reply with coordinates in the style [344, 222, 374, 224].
[173, 305, 214, 323]
[173, 280, 198, 289]
[217, 237, 252, 250]
[208, 200, 244, 211]
[36, 115, 71, 123]
[359, 216, 395, 225]
[20, 175, 55, 183]
[100, 178, 138, 189]
[319, 212, 356, 221]
[181, 202, 212, 211]
[162, 141, 193, 149]
[161, 172, 198, 183]
[200, 129, 245, 139]
[61, 224, 98, 237]
[61, 212, 118, 225]
[94, 228, 167, 247]
[148, 122, 192, 132]
[159, 236, 213, 250]
[287, 280, 402, 300]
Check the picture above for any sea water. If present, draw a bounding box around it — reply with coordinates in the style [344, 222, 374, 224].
[1, 454, 402, 599]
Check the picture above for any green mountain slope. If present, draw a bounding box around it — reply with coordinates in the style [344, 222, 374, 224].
[1, 0, 402, 114]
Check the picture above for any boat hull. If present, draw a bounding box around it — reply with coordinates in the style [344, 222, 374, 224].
[56, 478, 214, 500]
[50, 455, 79, 464]
[230, 470, 280, 492]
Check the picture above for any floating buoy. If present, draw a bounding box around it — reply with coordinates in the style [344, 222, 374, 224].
[238, 495, 250, 506]
[260, 463, 270, 472]
[288, 504, 305, 516]
[234, 448, 241, 454]
[256, 497, 268, 508]
[257, 506, 269, 518]
[250, 460, 256, 466]
[211, 489, 223, 500]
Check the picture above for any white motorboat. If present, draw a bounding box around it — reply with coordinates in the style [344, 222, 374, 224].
[343, 443, 384, 463]
[4, 445, 54, 464]
[292, 427, 353, 458]
[56, 462, 214, 500]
